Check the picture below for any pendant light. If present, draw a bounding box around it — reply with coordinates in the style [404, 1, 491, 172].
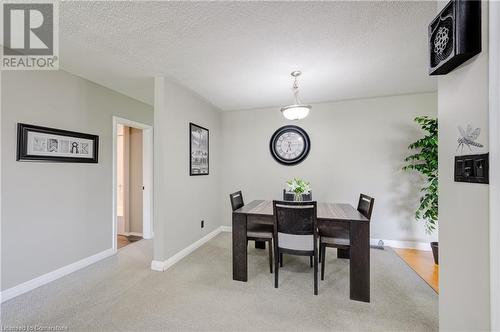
[280, 71, 311, 120]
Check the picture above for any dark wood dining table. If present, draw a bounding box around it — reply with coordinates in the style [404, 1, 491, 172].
[232, 200, 370, 302]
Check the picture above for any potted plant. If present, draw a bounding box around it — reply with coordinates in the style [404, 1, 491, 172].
[403, 116, 439, 264]
[286, 178, 311, 201]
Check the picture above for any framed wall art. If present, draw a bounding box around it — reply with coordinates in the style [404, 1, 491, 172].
[17, 123, 99, 163]
[189, 122, 209, 175]
[428, 0, 481, 76]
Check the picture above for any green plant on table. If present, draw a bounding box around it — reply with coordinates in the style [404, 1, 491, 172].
[286, 178, 311, 195]
[402, 116, 438, 234]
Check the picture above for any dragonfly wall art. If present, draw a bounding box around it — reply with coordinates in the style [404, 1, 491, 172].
[457, 125, 483, 153]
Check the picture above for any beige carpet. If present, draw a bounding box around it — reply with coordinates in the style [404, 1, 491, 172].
[1, 232, 438, 331]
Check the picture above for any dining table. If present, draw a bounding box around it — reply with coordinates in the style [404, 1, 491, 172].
[232, 200, 371, 302]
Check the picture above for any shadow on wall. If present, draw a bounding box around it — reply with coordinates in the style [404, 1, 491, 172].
[387, 122, 432, 241]
[389, 162, 427, 237]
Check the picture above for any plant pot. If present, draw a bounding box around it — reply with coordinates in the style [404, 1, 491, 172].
[294, 193, 303, 201]
[431, 241, 439, 265]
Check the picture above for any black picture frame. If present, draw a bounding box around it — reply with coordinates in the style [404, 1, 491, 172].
[189, 122, 209, 176]
[428, 0, 481, 76]
[269, 125, 311, 166]
[17, 123, 99, 163]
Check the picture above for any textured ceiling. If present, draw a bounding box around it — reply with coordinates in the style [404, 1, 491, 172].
[60, 1, 437, 110]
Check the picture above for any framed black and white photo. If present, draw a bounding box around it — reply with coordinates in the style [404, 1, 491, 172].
[17, 123, 99, 163]
[189, 122, 209, 175]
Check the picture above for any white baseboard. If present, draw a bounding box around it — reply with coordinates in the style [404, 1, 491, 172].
[150, 260, 166, 272]
[372, 239, 431, 251]
[219, 226, 429, 251]
[0, 248, 115, 303]
[151, 226, 224, 272]
[220, 226, 232, 232]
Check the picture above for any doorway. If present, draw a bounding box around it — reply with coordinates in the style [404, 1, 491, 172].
[112, 117, 153, 252]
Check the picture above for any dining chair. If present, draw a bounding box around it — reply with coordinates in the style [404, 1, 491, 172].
[320, 194, 375, 280]
[229, 191, 274, 273]
[281, 190, 314, 268]
[273, 200, 319, 295]
[283, 189, 312, 201]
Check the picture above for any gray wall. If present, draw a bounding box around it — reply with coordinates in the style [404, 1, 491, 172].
[1, 70, 153, 290]
[129, 127, 143, 234]
[221, 93, 438, 244]
[153, 77, 221, 261]
[438, 1, 491, 330]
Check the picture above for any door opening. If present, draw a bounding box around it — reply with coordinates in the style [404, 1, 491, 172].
[112, 117, 153, 252]
[116, 125, 144, 248]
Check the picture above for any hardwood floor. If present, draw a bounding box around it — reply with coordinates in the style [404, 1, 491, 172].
[117, 234, 143, 249]
[117, 235, 131, 249]
[393, 248, 439, 293]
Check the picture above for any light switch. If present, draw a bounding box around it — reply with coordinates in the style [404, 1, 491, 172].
[455, 153, 489, 184]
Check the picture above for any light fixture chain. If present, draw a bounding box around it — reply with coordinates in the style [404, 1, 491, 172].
[292, 75, 301, 104]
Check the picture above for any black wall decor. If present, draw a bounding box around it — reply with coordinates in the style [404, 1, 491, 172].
[189, 123, 209, 175]
[17, 123, 99, 163]
[270, 125, 310, 166]
[428, 0, 481, 76]
[455, 153, 488, 184]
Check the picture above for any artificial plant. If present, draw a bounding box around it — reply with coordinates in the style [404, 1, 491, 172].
[403, 116, 438, 233]
[286, 178, 311, 195]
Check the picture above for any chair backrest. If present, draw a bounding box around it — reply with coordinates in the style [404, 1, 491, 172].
[273, 200, 317, 252]
[283, 189, 313, 201]
[357, 194, 375, 220]
[283, 189, 295, 201]
[302, 191, 312, 201]
[229, 191, 244, 211]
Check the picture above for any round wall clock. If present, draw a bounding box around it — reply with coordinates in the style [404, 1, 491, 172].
[269, 125, 310, 165]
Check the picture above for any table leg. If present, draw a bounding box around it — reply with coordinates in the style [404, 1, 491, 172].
[232, 212, 248, 282]
[337, 248, 350, 259]
[255, 241, 266, 249]
[349, 222, 370, 302]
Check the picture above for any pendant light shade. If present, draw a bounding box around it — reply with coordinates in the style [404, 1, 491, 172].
[281, 104, 311, 120]
[280, 71, 311, 120]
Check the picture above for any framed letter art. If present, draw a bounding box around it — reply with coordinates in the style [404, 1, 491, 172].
[17, 123, 99, 163]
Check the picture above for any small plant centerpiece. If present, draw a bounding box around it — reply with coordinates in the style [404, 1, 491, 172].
[286, 177, 311, 201]
[402, 116, 439, 264]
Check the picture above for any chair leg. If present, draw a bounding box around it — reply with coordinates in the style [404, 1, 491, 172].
[314, 251, 318, 295]
[274, 248, 279, 288]
[321, 244, 326, 281]
[280, 253, 283, 267]
[318, 237, 322, 263]
[268, 239, 273, 274]
[310, 255, 313, 268]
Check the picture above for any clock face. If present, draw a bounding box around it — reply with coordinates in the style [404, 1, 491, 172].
[270, 126, 310, 165]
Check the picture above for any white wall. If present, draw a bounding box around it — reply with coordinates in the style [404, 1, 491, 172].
[1, 70, 153, 291]
[221, 93, 438, 245]
[153, 77, 222, 261]
[438, 2, 491, 330]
